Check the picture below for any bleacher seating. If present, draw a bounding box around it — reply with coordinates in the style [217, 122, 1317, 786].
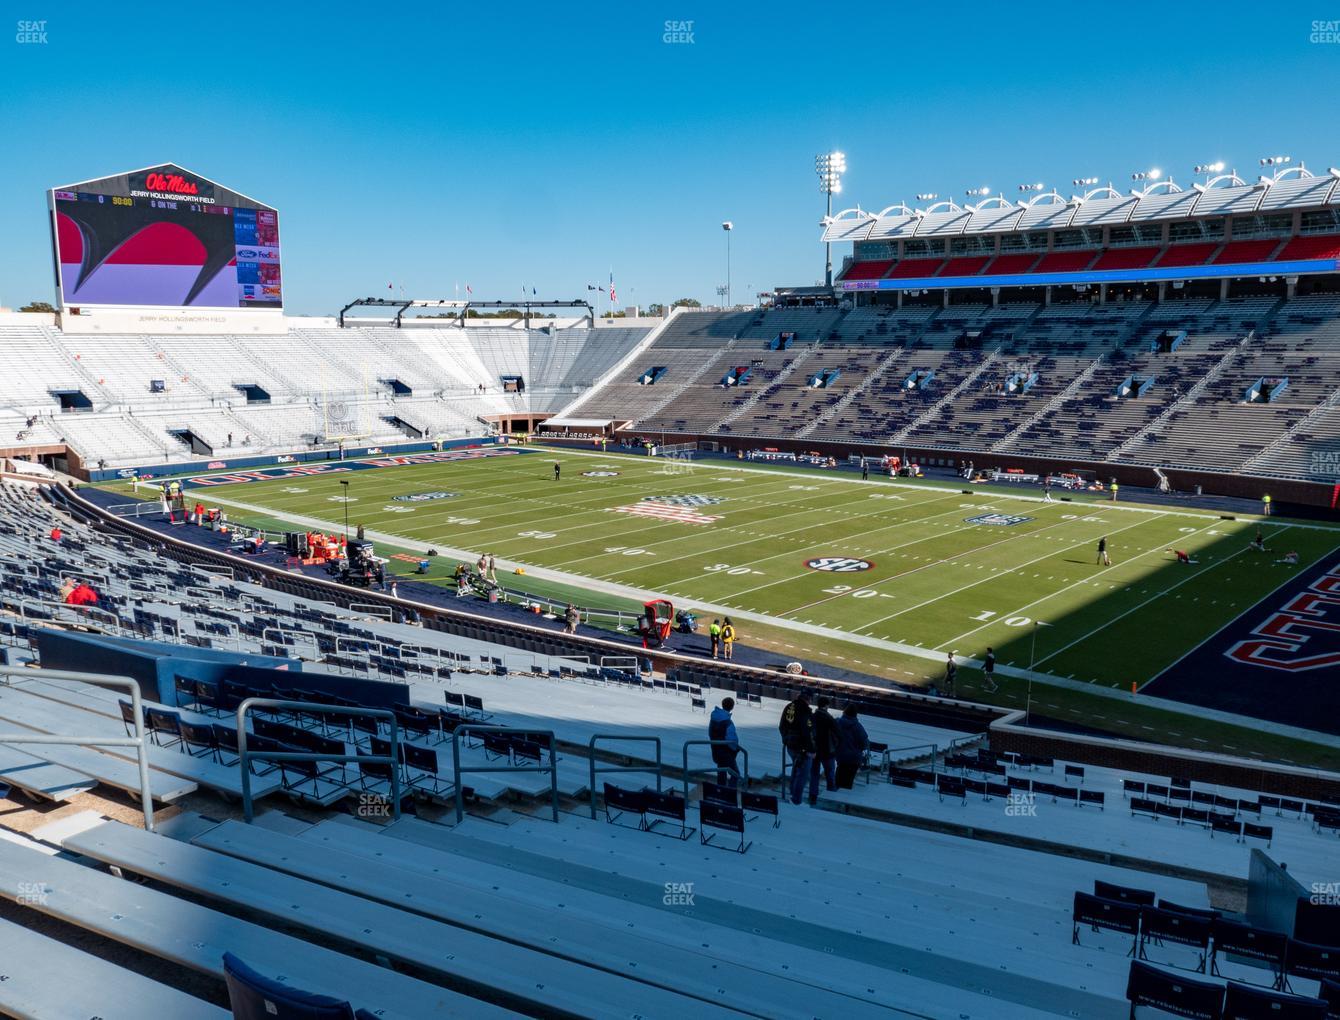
[0, 320, 651, 466]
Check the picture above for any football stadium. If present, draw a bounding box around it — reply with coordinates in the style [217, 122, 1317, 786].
[2, 10, 1340, 1020]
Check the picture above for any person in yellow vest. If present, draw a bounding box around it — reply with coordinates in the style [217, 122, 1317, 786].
[1262, 493, 1272, 516]
[1111, 481, 1119, 502]
[720, 618, 736, 661]
[709, 619, 721, 660]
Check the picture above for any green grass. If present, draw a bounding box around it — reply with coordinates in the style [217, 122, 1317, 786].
[101, 448, 1340, 766]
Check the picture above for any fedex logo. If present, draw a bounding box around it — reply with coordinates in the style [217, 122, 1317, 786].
[1226, 562, 1340, 672]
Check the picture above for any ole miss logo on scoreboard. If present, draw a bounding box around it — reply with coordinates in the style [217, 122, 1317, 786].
[1225, 560, 1340, 672]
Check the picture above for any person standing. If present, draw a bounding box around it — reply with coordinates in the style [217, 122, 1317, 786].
[810, 697, 839, 802]
[389, 581, 398, 599]
[564, 603, 579, 634]
[834, 705, 870, 790]
[708, 697, 741, 787]
[708, 618, 721, 660]
[1097, 536, 1110, 567]
[1262, 493, 1272, 516]
[861, 459, 869, 481]
[554, 461, 561, 481]
[487, 553, 497, 583]
[982, 646, 998, 693]
[944, 652, 958, 698]
[720, 618, 736, 661]
[1110, 480, 1119, 502]
[778, 692, 815, 806]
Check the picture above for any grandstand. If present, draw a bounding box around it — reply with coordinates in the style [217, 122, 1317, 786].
[3, 149, 1340, 1020]
[0, 317, 652, 472]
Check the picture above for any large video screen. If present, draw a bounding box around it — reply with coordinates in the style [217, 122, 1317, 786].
[51, 165, 282, 309]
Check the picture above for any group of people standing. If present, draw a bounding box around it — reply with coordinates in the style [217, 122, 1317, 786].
[707, 617, 736, 660]
[777, 692, 871, 804]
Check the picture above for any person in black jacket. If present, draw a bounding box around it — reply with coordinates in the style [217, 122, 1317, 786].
[778, 692, 815, 805]
[810, 697, 838, 803]
[834, 705, 870, 790]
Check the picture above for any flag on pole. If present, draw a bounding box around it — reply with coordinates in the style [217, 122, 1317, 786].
[609, 271, 617, 305]
[466, 284, 472, 296]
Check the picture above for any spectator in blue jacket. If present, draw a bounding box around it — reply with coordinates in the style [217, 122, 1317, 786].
[834, 705, 870, 790]
[708, 698, 740, 786]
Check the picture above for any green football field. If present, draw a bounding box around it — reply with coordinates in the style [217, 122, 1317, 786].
[174, 447, 1340, 693]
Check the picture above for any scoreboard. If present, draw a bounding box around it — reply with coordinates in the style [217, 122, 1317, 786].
[49, 163, 282, 310]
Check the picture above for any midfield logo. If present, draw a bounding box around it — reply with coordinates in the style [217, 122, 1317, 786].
[805, 557, 873, 573]
[392, 491, 458, 502]
[641, 494, 722, 507]
[965, 513, 1033, 527]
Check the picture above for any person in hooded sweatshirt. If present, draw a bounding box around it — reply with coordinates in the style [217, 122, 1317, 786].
[778, 691, 816, 805]
[708, 697, 740, 787]
[834, 705, 870, 790]
[810, 696, 839, 803]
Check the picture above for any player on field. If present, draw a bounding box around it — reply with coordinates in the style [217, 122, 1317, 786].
[861, 459, 869, 481]
[554, 461, 561, 481]
[1096, 536, 1110, 567]
[1250, 528, 1268, 553]
[982, 647, 997, 693]
[944, 652, 957, 697]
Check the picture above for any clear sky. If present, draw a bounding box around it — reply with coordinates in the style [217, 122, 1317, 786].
[3, 2, 1338, 315]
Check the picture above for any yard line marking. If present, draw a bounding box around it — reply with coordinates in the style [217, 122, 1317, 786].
[848, 514, 1164, 635]
[1032, 537, 1262, 669]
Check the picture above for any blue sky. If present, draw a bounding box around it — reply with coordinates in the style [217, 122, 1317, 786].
[3, 2, 1338, 314]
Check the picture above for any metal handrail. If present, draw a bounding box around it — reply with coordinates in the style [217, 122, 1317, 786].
[682, 739, 750, 806]
[261, 626, 320, 659]
[0, 667, 156, 831]
[453, 725, 558, 824]
[236, 698, 401, 823]
[587, 735, 662, 819]
[349, 602, 393, 620]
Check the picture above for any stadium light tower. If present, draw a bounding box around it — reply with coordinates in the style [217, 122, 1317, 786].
[1193, 161, 1225, 182]
[1072, 177, 1099, 188]
[815, 151, 846, 288]
[721, 221, 733, 308]
[1130, 168, 1162, 182]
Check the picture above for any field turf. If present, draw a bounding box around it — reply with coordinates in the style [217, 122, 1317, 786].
[172, 448, 1340, 696]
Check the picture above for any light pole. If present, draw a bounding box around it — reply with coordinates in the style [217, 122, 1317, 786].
[721, 221, 733, 308]
[339, 479, 351, 545]
[815, 151, 846, 288]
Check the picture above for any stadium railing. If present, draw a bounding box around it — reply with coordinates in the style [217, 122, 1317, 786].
[587, 734, 664, 819]
[452, 724, 559, 823]
[236, 698, 402, 823]
[0, 665, 156, 830]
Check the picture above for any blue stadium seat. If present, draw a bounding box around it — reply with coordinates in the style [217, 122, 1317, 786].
[222, 952, 358, 1020]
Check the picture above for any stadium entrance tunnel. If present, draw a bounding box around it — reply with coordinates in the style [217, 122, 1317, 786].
[981, 525, 1340, 738]
[382, 414, 424, 439]
[167, 427, 212, 457]
[51, 388, 93, 411]
[233, 383, 270, 404]
[383, 378, 413, 397]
